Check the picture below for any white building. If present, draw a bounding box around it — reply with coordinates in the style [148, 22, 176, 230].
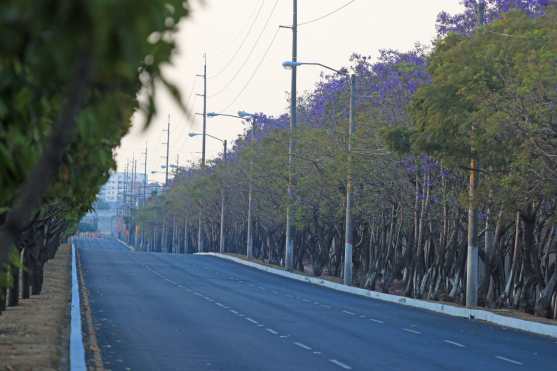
[99, 171, 147, 203]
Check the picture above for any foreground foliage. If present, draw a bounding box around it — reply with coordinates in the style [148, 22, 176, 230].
[0, 1, 190, 311]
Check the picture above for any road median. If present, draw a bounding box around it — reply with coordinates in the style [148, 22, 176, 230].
[0, 245, 71, 370]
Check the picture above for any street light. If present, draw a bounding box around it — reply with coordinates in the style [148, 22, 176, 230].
[206, 111, 257, 259]
[189, 132, 228, 254]
[282, 60, 355, 286]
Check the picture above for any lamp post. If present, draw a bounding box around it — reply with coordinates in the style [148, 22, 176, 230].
[189, 132, 227, 254]
[282, 61, 355, 285]
[207, 111, 257, 259]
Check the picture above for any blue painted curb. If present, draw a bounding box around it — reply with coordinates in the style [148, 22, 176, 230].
[70, 243, 87, 370]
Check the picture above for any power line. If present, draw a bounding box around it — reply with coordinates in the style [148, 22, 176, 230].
[207, 0, 266, 79]
[297, 0, 356, 27]
[186, 76, 198, 107]
[219, 27, 281, 113]
[208, 0, 279, 99]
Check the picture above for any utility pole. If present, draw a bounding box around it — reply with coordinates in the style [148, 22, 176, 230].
[466, 0, 485, 308]
[163, 115, 171, 186]
[143, 144, 148, 205]
[161, 118, 170, 253]
[196, 54, 207, 253]
[285, 0, 297, 270]
[131, 158, 138, 246]
[344, 74, 356, 286]
[141, 144, 148, 250]
[124, 160, 130, 241]
[246, 119, 255, 259]
[220, 140, 228, 254]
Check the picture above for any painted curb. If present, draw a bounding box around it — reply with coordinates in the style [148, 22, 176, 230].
[116, 238, 135, 251]
[70, 243, 87, 370]
[197, 252, 557, 339]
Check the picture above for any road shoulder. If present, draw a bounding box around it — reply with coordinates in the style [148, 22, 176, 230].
[76, 247, 104, 371]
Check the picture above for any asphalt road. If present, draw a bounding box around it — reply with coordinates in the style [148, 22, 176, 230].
[76, 237, 557, 371]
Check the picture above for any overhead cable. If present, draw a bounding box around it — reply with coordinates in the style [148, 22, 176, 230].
[219, 27, 281, 113]
[208, 0, 279, 98]
[208, 1, 266, 79]
[298, 0, 356, 27]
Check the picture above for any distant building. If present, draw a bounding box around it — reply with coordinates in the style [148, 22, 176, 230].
[98, 171, 147, 204]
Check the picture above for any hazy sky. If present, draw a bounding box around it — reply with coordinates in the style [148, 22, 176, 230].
[117, 0, 464, 183]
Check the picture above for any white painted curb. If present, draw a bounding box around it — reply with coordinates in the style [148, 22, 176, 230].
[116, 238, 135, 251]
[197, 252, 557, 339]
[70, 243, 87, 370]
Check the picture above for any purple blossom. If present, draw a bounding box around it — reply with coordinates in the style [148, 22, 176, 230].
[436, 0, 549, 36]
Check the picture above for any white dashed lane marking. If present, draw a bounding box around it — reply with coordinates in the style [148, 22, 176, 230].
[444, 339, 465, 348]
[496, 356, 523, 366]
[245, 317, 259, 325]
[266, 328, 279, 335]
[329, 359, 352, 370]
[293, 342, 312, 351]
[402, 328, 421, 335]
[341, 310, 356, 316]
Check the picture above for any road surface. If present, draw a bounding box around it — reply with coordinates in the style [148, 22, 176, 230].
[76, 237, 556, 371]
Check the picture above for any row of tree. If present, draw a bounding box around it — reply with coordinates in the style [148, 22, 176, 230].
[136, 2, 557, 319]
[0, 1, 191, 313]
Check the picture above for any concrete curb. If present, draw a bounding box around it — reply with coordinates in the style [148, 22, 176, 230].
[197, 252, 557, 339]
[70, 243, 87, 370]
[116, 238, 135, 251]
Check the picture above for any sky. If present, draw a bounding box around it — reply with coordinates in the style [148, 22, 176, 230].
[116, 0, 464, 183]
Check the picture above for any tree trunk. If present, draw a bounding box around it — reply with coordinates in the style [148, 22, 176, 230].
[7, 264, 19, 306]
[21, 250, 30, 299]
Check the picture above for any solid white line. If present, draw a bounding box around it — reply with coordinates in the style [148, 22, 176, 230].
[266, 328, 279, 335]
[293, 342, 312, 350]
[245, 317, 259, 324]
[342, 310, 356, 316]
[329, 359, 352, 370]
[70, 244, 87, 371]
[496, 356, 523, 366]
[402, 328, 421, 335]
[444, 339, 465, 348]
[369, 318, 384, 324]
